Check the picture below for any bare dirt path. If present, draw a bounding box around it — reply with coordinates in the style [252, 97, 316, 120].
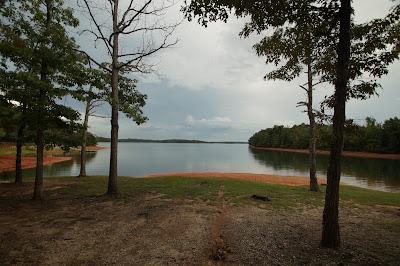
[208, 185, 232, 264]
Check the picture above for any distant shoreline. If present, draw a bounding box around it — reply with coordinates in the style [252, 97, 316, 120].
[249, 145, 400, 160]
[97, 138, 247, 144]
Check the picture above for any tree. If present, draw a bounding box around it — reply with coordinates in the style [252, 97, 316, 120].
[73, 64, 147, 177]
[78, 90, 94, 177]
[0, 71, 36, 184]
[0, 25, 34, 184]
[250, 2, 332, 192]
[182, 1, 341, 193]
[382, 117, 400, 153]
[0, 0, 83, 199]
[321, 1, 399, 248]
[183, 0, 399, 248]
[77, 0, 177, 194]
[73, 65, 107, 177]
[320, 0, 351, 248]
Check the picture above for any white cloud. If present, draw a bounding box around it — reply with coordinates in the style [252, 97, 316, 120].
[185, 115, 232, 128]
[72, 0, 400, 141]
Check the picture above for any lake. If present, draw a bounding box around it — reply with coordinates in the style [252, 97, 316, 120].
[1, 142, 399, 192]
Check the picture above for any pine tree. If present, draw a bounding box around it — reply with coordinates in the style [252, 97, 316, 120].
[0, 0, 83, 199]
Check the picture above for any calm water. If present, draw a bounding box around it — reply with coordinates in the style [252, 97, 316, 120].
[1, 142, 399, 192]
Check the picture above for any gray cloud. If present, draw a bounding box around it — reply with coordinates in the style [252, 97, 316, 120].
[69, 0, 400, 141]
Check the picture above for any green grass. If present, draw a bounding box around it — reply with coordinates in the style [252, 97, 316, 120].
[0, 145, 82, 156]
[49, 176, 400, 209]
[339, 185, 400, 206]
[0, 146, 37, 156]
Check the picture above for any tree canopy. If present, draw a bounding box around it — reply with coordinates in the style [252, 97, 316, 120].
[249, 117, 400, 154]
[0, 0, 83, 143]
[183, 0, 400, 106]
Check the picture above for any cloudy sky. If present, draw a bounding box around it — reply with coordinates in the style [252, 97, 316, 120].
[68, 0, 400, 141]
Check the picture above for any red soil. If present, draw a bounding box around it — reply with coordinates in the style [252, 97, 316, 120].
[249, 145, 400, 160]
[0, 156, 72, 173]
[148, 172, 326, 187]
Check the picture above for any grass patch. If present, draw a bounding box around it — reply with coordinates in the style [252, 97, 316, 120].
[0, 146, 37, 156]
[0, 145, 81, 156]
[47, 176, 400, 209]
[339, 185, 400, 206]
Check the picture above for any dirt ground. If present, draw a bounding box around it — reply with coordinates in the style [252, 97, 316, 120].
[0, 182, 399, 265]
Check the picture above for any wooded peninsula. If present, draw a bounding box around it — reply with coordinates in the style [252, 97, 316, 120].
[249, 117, 400, 154]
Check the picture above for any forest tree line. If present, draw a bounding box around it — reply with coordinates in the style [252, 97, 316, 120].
[249, 117, 400, 154]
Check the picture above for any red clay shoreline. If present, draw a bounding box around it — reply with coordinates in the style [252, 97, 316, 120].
[0, 156, 72, 173]
[147, 172, 327, 187]
[0, 145, 106, 173]
[249, 145, 400, 160]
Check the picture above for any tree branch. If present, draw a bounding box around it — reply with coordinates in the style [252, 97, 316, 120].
[74, 48, 112, 73]
[118, 0, 152, 30]
[119, 32, 178, 70]
[299, 84, 309, 92]
[90, 114, 110, 119]
[81, 0, 113, 55]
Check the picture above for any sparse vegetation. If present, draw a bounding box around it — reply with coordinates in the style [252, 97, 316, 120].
[35, 176, 400, 208]
[1, 176, 399, 265]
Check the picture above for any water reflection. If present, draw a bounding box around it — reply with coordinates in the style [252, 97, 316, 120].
[0, 152, 97, 180]
[249, 148, 400, 192]
[1, 143, 399, 192]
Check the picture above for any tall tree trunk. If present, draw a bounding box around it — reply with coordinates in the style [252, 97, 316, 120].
[79, 98, 91, 177]
[33, 128, 44, 200]
[34, 83, 45, 199]
[307, 63, 319, 192]
[15, 108, 26, 184]
[321, 0, 351, 248]
[33, 0, 52, 200]
[108, 0, 119, 195]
